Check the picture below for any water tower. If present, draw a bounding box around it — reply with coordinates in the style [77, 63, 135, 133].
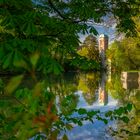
[99, 34, 108, 69]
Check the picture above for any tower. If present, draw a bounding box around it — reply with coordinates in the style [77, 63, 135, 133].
[99, 34, 108, 68]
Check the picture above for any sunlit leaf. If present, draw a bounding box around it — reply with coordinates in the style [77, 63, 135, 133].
[30, 51, 40, 67]
[5, 75, 23, 94]
[32, 82, 42, 96]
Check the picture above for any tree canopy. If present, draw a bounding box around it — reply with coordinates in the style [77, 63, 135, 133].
[0, 0, 139, 74]
[78, 35, 100, 62]
[107, 15, 140, 71]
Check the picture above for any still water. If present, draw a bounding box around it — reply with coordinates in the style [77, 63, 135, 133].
[58, 73, 117, 140]
[0, 72, 140, 140]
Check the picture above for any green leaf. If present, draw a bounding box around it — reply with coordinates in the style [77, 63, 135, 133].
[3, 52, 13, 69]
[120, 116, 130, 123]
[87, 111, 98, 117]
[114, 107, 125, 116]
[30, 51, 40, 67]
[66, 124, 73, 130]
[13, 51, 27, 69]
[1, 16, 15, 29]
[126, 103, 133, 112]
[78, 108, 87, 115]
[102, 119, 108, 124]
[89, 27, 98, 35]
[0, 47, 5, 59]
[71, 118, 78, 124]
[105, 111, 113, 117]
[77, 121, 83, 126]
[62, 134, 68, 140]
[22, 22, 37, 35]
[46, 59, 63, 75]
[0, 113, 5, 121]
[5, 75, 23, 94]
[32, 82, 44, 97]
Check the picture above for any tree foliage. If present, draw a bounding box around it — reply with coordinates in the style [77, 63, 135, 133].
[0, 0, 139, 74]
[78, 35, 100, 61]
[107, 13, 140, 71]
[107, 41, 140, 71]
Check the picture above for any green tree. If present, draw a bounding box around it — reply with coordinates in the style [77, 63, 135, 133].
[107, 41, 129, 71]
[107, 38, 140, 71]
[78, 35, 100, 62]
[0, 0, 139, 74]
[107, 14, 140, 71]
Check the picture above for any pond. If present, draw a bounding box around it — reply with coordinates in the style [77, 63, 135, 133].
[0, 72, 140, 140]
[56, 72, 117, 140]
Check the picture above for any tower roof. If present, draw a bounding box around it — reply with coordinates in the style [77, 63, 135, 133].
[99, 34, 108, 38]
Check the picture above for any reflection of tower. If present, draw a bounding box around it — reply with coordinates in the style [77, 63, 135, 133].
[99, 88, 108, 105]
[99, 72, 108, 105]
[99, 34, 108, 69]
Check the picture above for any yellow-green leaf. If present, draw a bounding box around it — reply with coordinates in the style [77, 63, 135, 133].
[30, 51, 40, 67]
[5, 75, 23, 94]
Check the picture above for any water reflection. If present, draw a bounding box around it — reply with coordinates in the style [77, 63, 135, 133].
[77, 73, 99, 105]
[107, 72, 140, 139]
[1, 72, 140, 140]
[99, 73, 108, 106]
[121, 72, 140, 89]
[55, 72, 117, 140]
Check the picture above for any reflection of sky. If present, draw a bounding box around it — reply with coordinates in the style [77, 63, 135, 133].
[75, 91, 117, 112]
[58, 89, 117, 140]
[59, 121, 115, 140]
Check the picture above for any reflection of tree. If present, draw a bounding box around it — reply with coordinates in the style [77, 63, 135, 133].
[111, 89, 140, 139]
[43, 73, 80, 116]
[60, 94, 79, 115]
[46, 73, 78, 96]
[106, 73, 125, 102]
[107, 73, 140, 138]
[78, 73, 99, 105]
[0, 74, 109, 140]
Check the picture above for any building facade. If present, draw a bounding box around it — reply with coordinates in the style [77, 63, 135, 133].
[99, 34, 108, 69]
